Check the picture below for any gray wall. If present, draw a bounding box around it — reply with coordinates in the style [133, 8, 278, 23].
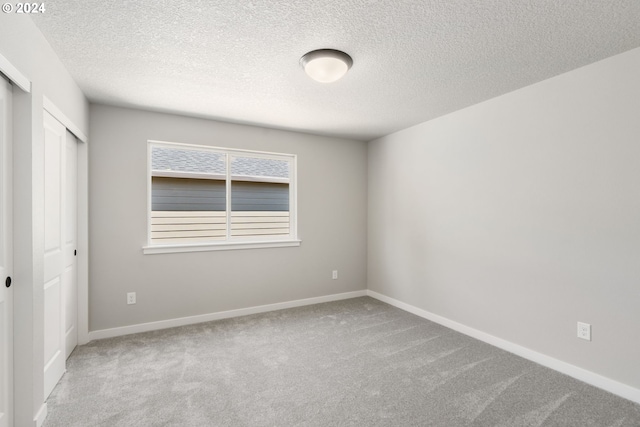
[368, 48, 640, 389]
[89, 104, 367, 331]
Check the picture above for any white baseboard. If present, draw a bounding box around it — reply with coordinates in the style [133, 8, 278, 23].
[34, 403, 47, 427]
[89, 290, 368, 341]
[366, 290, 640, 405]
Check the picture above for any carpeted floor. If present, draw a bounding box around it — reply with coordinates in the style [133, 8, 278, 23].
[44, 297, 640, 426]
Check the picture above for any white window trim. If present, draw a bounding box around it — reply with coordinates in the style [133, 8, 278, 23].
[145, 140, 299, 254]
[143, 239, 301, 254]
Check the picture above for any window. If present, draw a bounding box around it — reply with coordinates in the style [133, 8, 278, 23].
[144, 141, 299, 254]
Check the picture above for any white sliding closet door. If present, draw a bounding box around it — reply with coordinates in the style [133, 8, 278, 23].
[43, 110, 66, 398]
[43, 110, 79, 399]
[64, 131, 78, 359]
[0, 74, 14, 427]
[43, 110, 68, 398]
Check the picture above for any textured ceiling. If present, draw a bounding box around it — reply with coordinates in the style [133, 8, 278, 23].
[31, 1, 640, 141]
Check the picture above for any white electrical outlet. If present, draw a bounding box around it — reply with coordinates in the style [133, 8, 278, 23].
[127, 292, 136, 305]
[577, 322, 591, 341]
[332, 270, 338, 280]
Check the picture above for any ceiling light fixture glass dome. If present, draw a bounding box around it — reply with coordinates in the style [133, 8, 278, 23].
[300, 49, 353, 83]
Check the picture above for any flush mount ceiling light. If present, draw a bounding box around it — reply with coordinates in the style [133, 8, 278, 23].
[300, 49, 353, 83]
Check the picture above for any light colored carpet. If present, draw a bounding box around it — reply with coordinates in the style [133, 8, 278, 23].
[44, 297, 640, 426]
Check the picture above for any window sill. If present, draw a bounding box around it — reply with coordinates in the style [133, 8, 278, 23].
[142, 239, 302, 255]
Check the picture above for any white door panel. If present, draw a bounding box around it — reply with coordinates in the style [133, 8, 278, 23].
[43, 250, 63, 284]
[43, 278, 62, 365]
[44, 125, 62, 251]
[64, 265, 77, 358]
[64, 131, 77, 359]
[0, 76, 13, 427]
[43, 110, 66, 399]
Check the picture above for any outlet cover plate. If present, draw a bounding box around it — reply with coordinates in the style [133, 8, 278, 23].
[577, 322, 591, 341]
[127, 292, 136, 305]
